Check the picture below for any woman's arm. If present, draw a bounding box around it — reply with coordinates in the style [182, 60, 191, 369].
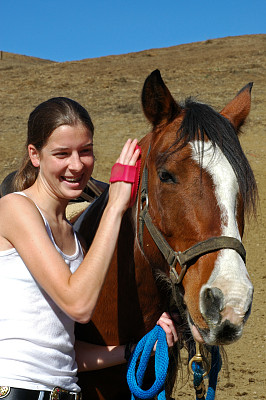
[75, 313, 178, 372]
[75, 341, 128, 372]
[0, 139, 140, 323]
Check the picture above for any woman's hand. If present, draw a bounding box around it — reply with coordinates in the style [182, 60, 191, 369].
[157, 312, 178, 347]
[108, 139, 140, 212]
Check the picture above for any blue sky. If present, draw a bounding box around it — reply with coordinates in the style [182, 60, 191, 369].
[1, 0, 265, 62]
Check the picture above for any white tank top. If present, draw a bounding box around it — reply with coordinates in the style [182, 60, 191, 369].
[0, 192, 84, 391]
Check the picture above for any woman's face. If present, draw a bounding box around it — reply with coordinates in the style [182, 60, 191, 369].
[30, 123, 94, 200]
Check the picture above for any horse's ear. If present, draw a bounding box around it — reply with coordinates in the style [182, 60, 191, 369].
[220, 83, 253, 132]
[142, 70, 181, 127]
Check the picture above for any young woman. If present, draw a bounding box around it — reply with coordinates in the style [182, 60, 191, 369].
[0, 97, 178, 399]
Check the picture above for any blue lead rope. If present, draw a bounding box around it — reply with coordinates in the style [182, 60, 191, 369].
[206, 346, 221, 400]
[127, 325, 169, 400]
[127, 325, 221, 400]
[191, 346, 221, 400]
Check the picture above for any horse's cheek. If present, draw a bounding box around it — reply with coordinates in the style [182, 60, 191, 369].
[182, 253, 218, 328]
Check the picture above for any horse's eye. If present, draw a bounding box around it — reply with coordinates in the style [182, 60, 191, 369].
[158, 169, 176, 183]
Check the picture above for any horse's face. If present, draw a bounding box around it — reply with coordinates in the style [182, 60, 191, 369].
[139, 70, 256, 346]
[185, 141, 252, 345]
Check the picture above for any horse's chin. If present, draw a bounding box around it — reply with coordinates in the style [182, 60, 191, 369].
[187, 313, 243, 346]
[190, 322, 205, 343]
[187, 314, 206, 344]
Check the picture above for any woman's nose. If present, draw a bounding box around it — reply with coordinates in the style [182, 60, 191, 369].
[69, 153, 83, 171]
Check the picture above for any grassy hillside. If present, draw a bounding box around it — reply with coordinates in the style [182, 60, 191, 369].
[1, 34, 265, 182]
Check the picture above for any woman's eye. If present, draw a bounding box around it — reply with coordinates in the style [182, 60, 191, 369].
[80, 149, 93, 156]
[158, 169, 176, 183]
[55, 152, 68, 157]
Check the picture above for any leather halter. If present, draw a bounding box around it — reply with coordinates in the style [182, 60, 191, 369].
[138, 148, 246, 285]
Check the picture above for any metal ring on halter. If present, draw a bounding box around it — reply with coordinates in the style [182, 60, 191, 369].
[140, 193, 148, 210]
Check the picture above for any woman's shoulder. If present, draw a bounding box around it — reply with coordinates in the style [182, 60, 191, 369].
[0, 192, 43, 227]
[0, 193, 41, 249]
[0, 191, 32, 209]
[0, 192, 22, 207]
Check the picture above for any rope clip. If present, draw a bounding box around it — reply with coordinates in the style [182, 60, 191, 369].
[188, 342, 210, 378]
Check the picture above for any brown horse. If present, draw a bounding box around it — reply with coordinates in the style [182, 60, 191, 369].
[75, 70, 257, 399]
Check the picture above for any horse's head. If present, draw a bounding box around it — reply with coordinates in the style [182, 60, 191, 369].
[137, 70, 257, 346]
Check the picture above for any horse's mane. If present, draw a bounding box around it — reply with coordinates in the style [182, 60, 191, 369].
[161, 98, 258, 215]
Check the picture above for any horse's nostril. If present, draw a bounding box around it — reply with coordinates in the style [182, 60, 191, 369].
[204, 287, 224, 311]
[202, 287, 224, 324]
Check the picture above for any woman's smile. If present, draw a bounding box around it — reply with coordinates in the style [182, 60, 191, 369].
[61, 175, 84, 183]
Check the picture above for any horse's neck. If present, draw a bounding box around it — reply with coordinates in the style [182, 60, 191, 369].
[89, 209, 164, 344]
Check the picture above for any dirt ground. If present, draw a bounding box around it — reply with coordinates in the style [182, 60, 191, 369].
[0, 34, 265, 399]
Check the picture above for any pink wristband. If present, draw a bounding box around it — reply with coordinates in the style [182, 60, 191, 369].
[109, 145, 141, 207]
[109, 164, 137, 183]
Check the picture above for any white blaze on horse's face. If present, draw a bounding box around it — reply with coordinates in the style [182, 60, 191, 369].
[190, 140, 253, 344]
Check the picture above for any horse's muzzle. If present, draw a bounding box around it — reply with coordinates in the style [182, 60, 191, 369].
[195, 284, 253, 345]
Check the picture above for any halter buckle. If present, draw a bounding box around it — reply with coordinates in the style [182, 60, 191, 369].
[170, 265, 187, 285]
[169, 252, 187, 284]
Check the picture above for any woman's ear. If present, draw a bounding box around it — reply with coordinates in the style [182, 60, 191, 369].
[28, 144, 40, 168]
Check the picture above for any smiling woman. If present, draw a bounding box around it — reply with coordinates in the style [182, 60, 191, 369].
[0, 96, 177, 400]
[13, 97, 95, 192]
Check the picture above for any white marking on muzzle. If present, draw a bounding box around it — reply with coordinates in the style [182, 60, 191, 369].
[191, 141, 253, 324]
